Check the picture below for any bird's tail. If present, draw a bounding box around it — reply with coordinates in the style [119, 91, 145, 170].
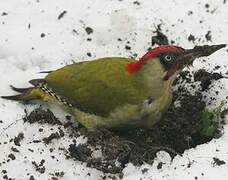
[1, 79, 49, 102]
[1, 85, 42, 102]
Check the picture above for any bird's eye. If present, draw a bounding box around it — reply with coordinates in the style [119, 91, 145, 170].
[165, 55, 172, 61]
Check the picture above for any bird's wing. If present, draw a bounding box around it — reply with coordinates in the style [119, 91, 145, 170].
[44, 57, 150, 117]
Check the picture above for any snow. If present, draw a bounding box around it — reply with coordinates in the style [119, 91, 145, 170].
[0, 0, 228, 179]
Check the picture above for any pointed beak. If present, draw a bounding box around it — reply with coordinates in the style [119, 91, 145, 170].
[178, 44, 226, 67]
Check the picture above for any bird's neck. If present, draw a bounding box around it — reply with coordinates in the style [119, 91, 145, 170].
[138, 58, 177, 96]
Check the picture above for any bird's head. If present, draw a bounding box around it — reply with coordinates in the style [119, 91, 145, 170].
[127, 44, 226, 80]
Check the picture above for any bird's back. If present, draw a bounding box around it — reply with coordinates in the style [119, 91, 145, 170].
[45, 57, 152, 117]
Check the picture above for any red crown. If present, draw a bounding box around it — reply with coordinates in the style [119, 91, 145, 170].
[126, 45, 184, 73]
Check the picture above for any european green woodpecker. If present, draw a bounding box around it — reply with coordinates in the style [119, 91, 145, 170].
[2, 44, 226, 129]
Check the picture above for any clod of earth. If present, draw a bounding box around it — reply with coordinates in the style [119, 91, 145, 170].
[85, 27, 93, 35]
[205, 31, 212, 41]
[24, 108, 62, 125]
[194, 69, 223, 90]
[68, 144, 92, 162]
[32, 160, 46, 174]
[58, 10, 67, 20]
[213, 157, 226, 166]
[188, 34, 196, 43]
[151, 25, 170, 46]
[13, 133, 24, 146]
[43, 131, 63, 144]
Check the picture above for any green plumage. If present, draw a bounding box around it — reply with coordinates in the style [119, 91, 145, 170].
[45, 57, 153, 117]
[2, 57, 173, 129]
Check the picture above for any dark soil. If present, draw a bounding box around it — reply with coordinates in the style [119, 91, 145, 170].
[43, 131, 63, 144]
[194, 69, 223, 90]
[85, 27, 93, 35]
[188, 34, 196, 43]
[13, 133, 24, 146]
[24, 69, 225, 174]
[58, 10, 67, 20]
[8, 153, 16, 160]
[68, 144, 92, 162]
[24, 108, 62, 125]
[205, 31, 212, 41]
[32, 159, 46, 174]
[151, 25, 169, 46]
[1, 12, 8, 16]
[212, 157, 226, 166]
[40, 33, 45, 38]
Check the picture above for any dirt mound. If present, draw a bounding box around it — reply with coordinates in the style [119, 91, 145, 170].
[24, 69, 226, 174]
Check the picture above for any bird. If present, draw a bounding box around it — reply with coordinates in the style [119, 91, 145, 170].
[2, 44, 226, 130]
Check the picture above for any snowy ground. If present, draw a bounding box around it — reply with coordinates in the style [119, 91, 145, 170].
[0, 0, 228, 179]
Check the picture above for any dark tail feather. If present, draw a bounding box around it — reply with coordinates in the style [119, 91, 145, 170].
[38, 70, 53, 74]
[2, 85, 39, 102]
[3, 79, 49, 103]
[1, 94, 26, 101]
[4, 85, 34, 102]
[10, 85, 32, 93]
[1, 93, 38, 102]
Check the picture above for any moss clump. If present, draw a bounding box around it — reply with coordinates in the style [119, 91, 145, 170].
[197, 103, 223, 138]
